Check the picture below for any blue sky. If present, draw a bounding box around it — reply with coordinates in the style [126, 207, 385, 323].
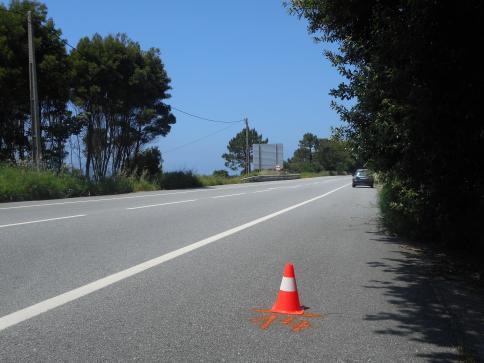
[41, 0, 344, 174]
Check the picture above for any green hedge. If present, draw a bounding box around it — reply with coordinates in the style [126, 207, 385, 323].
[0, 166, 88, 202]
[158, 171, 202, 190]
[378, 179, 425, 240]
[0, 166, 158, 202]
[1, 166, 331, 203]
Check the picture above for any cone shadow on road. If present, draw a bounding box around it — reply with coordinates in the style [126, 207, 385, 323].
[363, 230, 480, 363]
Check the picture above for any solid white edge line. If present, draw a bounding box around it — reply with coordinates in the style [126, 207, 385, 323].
[126, 199, 197, 210]
[0, 182, 350, 332]
[0, 215, 86, 228]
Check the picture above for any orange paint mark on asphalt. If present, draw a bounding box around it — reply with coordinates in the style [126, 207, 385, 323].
[251, 314, 278, 330]
[281, 316, 295, 325]
[250, 307, 325, 333]
[252, 308, 274, 314]
[300, 312, 322, 318]
[250, 308, 325, 333]
[252, 308, 322, 319]
[291, 320, 312, 332]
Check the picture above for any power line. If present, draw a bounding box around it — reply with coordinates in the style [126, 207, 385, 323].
[170, 106, 244, 124]
[162, 123, 239, 155]
[2, 8, 245, 125]
[1, 6, 247, 155]
[2, 7, 245, 119]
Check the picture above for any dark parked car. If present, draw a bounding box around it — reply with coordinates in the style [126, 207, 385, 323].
[352, 169, 374, 188]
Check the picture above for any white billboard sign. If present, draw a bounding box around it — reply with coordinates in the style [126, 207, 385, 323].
[252, 143, 283, 170]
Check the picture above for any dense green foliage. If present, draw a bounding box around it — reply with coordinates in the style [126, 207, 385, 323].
[285, 133, 355, 173]
[0, 165, 245, 201]
[158, 171, 201, 190]
[222, 128, 268, 174]
[0, 164, 86, 201]
[127, 147, 162, 180]
[0, 1, 174, 179]
[70, 34, 174, 179]
[0, 164, 157, 202]
[0, 0, 72, 169]
[212, 169, 229, 178]
[290, 1, 483, 253]
[1, 162, 342, 202]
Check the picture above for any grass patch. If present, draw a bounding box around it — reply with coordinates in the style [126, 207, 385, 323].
[0, 165, 158, 202]
[197, 175, 242, 186]
[0, 165, 88, 202]
[132, 178, 158, 192]
[1, 166, 331, 203]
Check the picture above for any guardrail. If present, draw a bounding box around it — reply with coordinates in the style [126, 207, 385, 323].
[240, 174, 301, 183]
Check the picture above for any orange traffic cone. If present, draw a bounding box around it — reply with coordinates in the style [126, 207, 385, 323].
[271, 263, 304, 315]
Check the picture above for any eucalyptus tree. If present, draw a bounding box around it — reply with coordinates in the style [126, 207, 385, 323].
[70, 33, 175, 179]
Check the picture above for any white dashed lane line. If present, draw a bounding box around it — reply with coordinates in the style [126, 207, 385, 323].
[0, 183, 350, 332]
[0, 215, 86, 228]
[211, 193, 247, 199]
[125, 199, 198, 210]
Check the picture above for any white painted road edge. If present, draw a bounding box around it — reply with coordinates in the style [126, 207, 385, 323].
[0, 182, 350, 332]
[0, 215, 86, 228]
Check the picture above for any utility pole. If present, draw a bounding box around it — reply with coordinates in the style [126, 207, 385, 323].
[244, 118, 249, 175]
[27, 11, 42, 168]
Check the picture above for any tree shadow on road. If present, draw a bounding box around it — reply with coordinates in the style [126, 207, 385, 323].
[363, 231, 482, 362]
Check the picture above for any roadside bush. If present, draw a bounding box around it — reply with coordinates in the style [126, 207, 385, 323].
[212, 169, 229, 178]
[159, 171, 202, 189]
[379, 175, 483, 255]
[127, 147, 162, 180]
[87, 176, 134, 195]
[132, 178, 158, 192]
[300, 171, 330, 178]
[0, 165, 88, 202]
[378, 177, 435, 243]
[0, 165, 159, 202]
[198, 175, 241, 186]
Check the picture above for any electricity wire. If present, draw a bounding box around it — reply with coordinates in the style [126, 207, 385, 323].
[1, 6, 247, 152]
[161, 123, 240, 155]
[170, 106, 244, 124]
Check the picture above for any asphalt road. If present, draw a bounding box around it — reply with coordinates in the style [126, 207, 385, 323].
[0, 176, 461, 361]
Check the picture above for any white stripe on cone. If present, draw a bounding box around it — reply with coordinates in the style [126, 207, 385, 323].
[279, 276, 296, 292]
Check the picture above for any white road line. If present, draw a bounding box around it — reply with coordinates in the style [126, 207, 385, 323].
[0, 176, 347, 210]
[211, 192, 246, 199]
[126, 199, 197, 210]
[0, 182, 350, 331]
[252, 189, 271, 194]
[0, 181, 300, 210]
[0, 190, 206, 210]
[0, 215, 86, 229]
